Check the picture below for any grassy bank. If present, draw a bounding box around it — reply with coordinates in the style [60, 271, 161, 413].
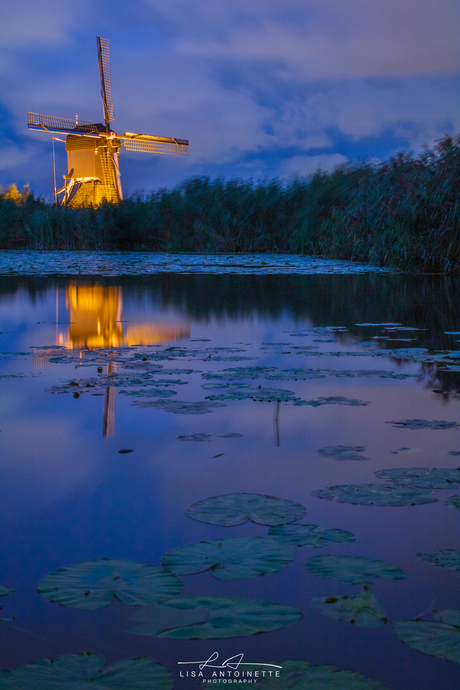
[1, 134, 459, 272]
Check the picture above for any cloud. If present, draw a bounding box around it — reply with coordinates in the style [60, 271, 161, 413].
[280, 153, 348, 177]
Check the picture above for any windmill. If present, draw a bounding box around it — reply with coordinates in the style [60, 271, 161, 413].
[28, 38, 189, 207]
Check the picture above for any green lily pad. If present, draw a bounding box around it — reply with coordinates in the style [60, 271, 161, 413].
[312, 484, 438, 506]
[433, 609, 460, 626]
[306, 555, 405, 584]
[201, 367, 277, 381]
[268, 524, 355, 548]
[130, 399, 226, 414]
[216, 432, 243, 438]
[0, 587, 14, 598]
[386, 419, 459, 430]
[128, 596, 302, 639]
[265, 368, 327, 380]
[161, 537, 293, 580]
[119, 389, 177, 398]
[294, 396, 369, 407]
[186, 493, 307, 526]
[0, 653, 173, 689]
[333, 369, 420, 380]
[395, 613, 460, 664]
[205, 387, 298, 402]
[312, 587, 387, 627]
[417, 549, 460, 572]
[318, 446, 370, 461]
[177, 432, 212, 441]
[375, 467, 460, 489]
[38, 558, 182, 610]
[254, 660, 390, 689]
[446, 494, 460, 510]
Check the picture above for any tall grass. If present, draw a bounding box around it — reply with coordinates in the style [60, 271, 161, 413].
[1, 134, 459, 272]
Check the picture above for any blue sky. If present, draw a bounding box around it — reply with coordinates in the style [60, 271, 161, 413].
[1, 0, 459, 200]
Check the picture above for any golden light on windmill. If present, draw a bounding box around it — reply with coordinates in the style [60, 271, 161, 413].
[28, 38, 190, 207]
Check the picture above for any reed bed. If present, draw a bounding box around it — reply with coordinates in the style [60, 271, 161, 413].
[1, 134, 459, 272]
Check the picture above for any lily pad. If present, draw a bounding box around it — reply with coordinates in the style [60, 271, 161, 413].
[216, 432, 243, 438]
[375, 467, 460, 490]
[306, 555, 405, 584]
[395, 613, 460, 664]
[0, 587, 14, 598]
[38, 558, 182, 610]
[161, 537, 293, 580]
[0, 653, 173, 689]
[312, 587, 387, 627]
[119, 388, 177, 398]
[294, 396, 369, 407]
[265, 368, 327, 380]
[178, 432, 212, 441]
[201, 366, 277, 381]
[128, 596, 302, 639]
[386, 419, 459, 430]
[268, 524, 355, 548]
[312, 483, 438, 506]
[186, 493, 307, 526]
[130, 400, 226, 414]
[255, 659, 389, 689]
[318, 446, 370, 461]
[416, 549, 460, 572]
[205, 387, 298, 402]
[446, 494, 460, 510]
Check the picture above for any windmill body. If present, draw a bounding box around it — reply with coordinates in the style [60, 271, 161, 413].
[28, 38, 189, 207]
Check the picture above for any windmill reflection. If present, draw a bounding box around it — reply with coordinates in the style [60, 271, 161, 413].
[55, 284, 190, 437]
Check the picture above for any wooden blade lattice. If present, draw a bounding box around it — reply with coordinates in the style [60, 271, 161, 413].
[97, 37, 114, 124]
[122, 137, 190, 156]
[28, 113, 103, 136]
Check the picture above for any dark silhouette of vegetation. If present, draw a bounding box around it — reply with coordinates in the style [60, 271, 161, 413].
[1, 134, 459, 272]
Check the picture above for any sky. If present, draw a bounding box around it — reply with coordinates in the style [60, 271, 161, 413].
[0, 0, 459, 200]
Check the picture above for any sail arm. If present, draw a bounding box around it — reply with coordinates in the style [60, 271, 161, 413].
[97, 37, 114, 127]
[28, 112, 104, 136]
[121, 132, 190, 155]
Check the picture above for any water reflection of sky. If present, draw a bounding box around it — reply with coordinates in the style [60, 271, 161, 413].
[1, 275, 460, 689]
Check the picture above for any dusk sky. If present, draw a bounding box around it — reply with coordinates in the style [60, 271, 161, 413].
[1, 0, 459, 200]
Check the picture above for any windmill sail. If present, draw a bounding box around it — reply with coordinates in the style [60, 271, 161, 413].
[122, 132, 190, 155]
[97, 37, 114, 127]
[28, 112, 103, 136]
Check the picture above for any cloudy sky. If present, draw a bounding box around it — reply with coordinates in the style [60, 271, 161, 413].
[1, 0, 459, 199]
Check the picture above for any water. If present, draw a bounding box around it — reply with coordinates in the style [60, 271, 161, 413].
[1, 269, 460, 689]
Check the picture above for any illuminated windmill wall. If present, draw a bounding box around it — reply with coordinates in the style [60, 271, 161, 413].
[28, 38, 190, 207]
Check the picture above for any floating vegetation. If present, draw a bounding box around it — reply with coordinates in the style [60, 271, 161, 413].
[265, 368, 327, 380]
[255, 659, 390, 689]
[294, 396, 370, 407]
[178, 432, 212, 441]
[201, 382, 252, 390]
[416, 549, 460, 572]
[306, 555, 405, 585]
[375, 467, 460, 490]
[312, 587, 387, 627]
[202, 366, 278, 381]
[118, 449, 134, 454]
[0, 653, 173, 690]
[0, 586, 14, 598]
[119, 388, 177, 398]
[268, 523, 355, 548]
[318, 445, 370, 461]
[395, 610, 460, 664]
[127, 596, 302, 639]
[312, 483, 438, 506]
[216, 432, 243, 438]
[38, 558, 182, 610]
[446, 494, 460, 510]
[130, 399, 226, 414]
[161, 537, 293, 580]
[205, 387, 298, 403]
[186, 493, 307, 526]
[386, 419, 460, 430]
[332, 369, 421, 380]
[296, 351, 370, 357]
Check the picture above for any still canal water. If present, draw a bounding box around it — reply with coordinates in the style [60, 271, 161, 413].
[1, 268, 460, 689]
